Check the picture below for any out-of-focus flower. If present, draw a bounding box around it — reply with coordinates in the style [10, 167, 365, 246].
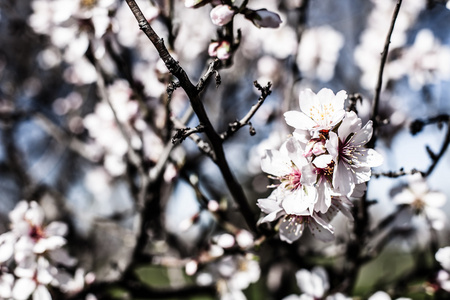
[0, 272, 14, 299]
[368, 291, 411, 300]
[297, 26, 344, 82]
[9, 201, 68, 258]
[12, 256, 54, 300]
[388, 29, 450, 90]
[208, 40, 231, 60]
[436, 270, 450, 292]
[326, 111, 383, 196]
[244, 9, 282, 28]
[197, 254, 260, 300]
[210, 5, 235, 26]
[392, 173, 446, 230]
[436, 247, 450, 271]
[295, 267, 329, 299]
[283, 267, 351, 300]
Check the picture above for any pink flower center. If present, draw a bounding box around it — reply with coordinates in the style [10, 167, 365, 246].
[29, 224, 45, 242]
[281, 166, 302, 190]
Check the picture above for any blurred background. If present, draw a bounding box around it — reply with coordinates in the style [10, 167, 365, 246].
[1, 0, 450, 299]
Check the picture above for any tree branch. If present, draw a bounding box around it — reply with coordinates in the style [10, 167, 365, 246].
[368, 0, 403, 149]
[125, 0, 257, 232]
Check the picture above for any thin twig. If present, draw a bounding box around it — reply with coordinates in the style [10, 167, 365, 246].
[373, 168, 422, 178]
[369, 0, 403, 149]
[220, 81, 272, 140]
[424, 119, 450, 177]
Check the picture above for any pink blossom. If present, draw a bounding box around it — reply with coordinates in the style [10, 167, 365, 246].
[208, 41, 231, 60]
[210, 5, 235, 26]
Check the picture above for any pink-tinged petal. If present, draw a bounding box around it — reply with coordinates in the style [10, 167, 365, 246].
[337, 111, 361, 139]
[257, 198, 283, 222]
[292, 129, 312, 146]
[34, 236, 66, 253]
[279, 217, 304, 243]
[353, 166, 371, 184]
[314, 180, 333, 213]
[284, 110, 316, 130]
[0, 232, 16, 263]
[44, 221, 68, 237]
[26, 202, 45, 226]
[210, 5, 234, 26]
[298, 89, 316, 113]
[392, 189, 416, 205]
[285, 138, 309, 168]
[33, 284, 52, 300]
[351, 183, 367, 198]
[332, 162, 354, 197]
[12, 278, 36, 300]
[301, 164, 318, 186]
[316, 88, 335, 105]
[261, 149, 292, 177]
[352, 120, 373, 145]
[308, 215, 335, 242]
[365, 148, 384, 168]
[9, 201, 29, 224]
[331, 197, 354, 221]
[325, 132, 339, 160]
[313, 154, 333, 168]
[282, 191, 313, 215]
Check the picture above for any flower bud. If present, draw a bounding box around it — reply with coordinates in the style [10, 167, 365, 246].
[210, 5, 235, 26]
[245, 9, 282, 28]
[208, 41, 231, 60]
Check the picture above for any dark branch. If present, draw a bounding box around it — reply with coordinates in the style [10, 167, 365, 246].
[125, 0, 257, 233]
[220, 81, 272, 140]
[172, 124, 205, 144]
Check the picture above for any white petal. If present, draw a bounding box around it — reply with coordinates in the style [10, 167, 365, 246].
[313, 154, 333, 168]
[423, 192, 446, 208]
[12, 278, 36, 300]
[45, 221, 68, 237]
[284, 110, 317, 130]
[338, 111, 361, 139]
[33, 284, 52, 300]
[309, 214, 335, 242]
[261, 149, 291, 177]
[279, 217, 304, 243]
[352, 120, 373, 145]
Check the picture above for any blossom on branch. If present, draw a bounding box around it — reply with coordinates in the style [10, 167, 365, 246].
[210, 5, 235, 26]
[258, 88, 383, 243]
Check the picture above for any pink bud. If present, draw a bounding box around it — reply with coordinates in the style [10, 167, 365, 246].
[210, 5, 235, 26]
[208, 41, 231, 60]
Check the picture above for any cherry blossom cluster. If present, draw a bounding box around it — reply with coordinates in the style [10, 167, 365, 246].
[257, 88, 383, 243]
[0, 201, 89, 300]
